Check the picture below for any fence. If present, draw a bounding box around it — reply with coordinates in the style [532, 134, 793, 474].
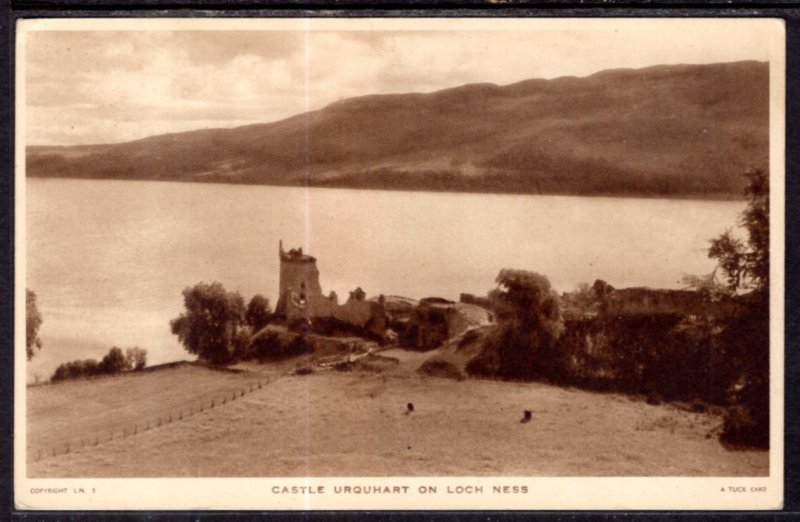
[28, 377, 273, 464]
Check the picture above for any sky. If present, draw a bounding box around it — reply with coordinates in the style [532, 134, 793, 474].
[22, 19, 779, 146]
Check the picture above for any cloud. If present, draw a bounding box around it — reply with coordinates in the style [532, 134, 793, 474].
[23, 23, 774, 146]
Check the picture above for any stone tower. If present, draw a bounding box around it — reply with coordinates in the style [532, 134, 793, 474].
[275, 240, 324, 315]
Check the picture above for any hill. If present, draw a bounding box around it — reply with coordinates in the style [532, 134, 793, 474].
[27, 61, 769, 198]
[28, 350, 767, 478]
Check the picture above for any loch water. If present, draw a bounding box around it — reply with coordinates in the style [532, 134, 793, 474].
[25, 177, 744, 382]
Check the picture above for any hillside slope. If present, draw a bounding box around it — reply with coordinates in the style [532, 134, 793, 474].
[27, 61, 769, 198]
[28, 356, 767, 477]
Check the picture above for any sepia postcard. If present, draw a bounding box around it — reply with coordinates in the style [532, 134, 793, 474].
[14, 17, 785, 511]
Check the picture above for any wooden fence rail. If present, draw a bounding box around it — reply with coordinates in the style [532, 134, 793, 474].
[28, 378, 271, 464]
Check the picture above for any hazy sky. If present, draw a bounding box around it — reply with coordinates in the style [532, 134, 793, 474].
[23, 20, 778, 146]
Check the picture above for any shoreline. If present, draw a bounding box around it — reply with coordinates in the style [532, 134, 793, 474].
[25, 174, 748, 203]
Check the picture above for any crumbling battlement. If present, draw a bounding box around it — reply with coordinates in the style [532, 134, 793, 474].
[275, 241, 324, 315]
[275, 241, 387, 337]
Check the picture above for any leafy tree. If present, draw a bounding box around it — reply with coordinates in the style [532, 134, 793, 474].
[26, 289, 43, 360]
[170, 282, 246, 365]
[245, 294, 272, 331]
[99, 347, 128, 374]
[478, 269, 565, 379]
[708, 168, 769, 293]
[491, 269, 564, 339]
[125, 347, 148, 371]
[705, 168, 770, 448]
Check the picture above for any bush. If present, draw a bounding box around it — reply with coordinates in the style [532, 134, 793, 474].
[248, 332, 313, 361]
[285, 335, 313, 357]
[719, 293, 769, 448]
[250, 332, 282, 361]
[51, 346, 148, 382]
[52, 359, 100, 382]
[418, 358, 464, 380]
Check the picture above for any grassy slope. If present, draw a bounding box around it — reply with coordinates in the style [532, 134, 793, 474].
[27, 61, 768, 199]
[26, 362, 270, 460]
[27, 353, 767, 478]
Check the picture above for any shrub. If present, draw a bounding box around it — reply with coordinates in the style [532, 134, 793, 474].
[52, 359, 100, 382]
[719, 293, 770, 448]
[418, 358, 464, 380]
[249, 332, 313, 361]
[251, 332, 282, 361]
[285, 334, 313, 357]
[51, 346, 148, 382]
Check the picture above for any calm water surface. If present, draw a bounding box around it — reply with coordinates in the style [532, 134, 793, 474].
[26, 178, 744, 381]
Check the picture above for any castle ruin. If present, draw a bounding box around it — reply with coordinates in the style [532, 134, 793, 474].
[275, 241, 387, 336]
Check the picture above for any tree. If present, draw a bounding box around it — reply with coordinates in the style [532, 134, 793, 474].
[26, 289, 43, 360]
[125, 347, 148, 371]
[706, 168, 770, 448]
[99, 347, 128, 374]
[245, 294, 272, 331]
[491, 269, 564, 339]
[708, 168, 769, 294]
[170, 282, 246, 365]
[481, 269, 565, 379]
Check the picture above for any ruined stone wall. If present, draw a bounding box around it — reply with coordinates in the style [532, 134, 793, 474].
[276, 242, 324, 315]
[276, 242, 387, 336]
[605, 288, 735, 318]
[332, 299, 380, 327]
[278, 259, 323, 300]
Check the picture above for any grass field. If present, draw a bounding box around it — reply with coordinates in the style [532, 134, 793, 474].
[26, 350, 768, 478]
